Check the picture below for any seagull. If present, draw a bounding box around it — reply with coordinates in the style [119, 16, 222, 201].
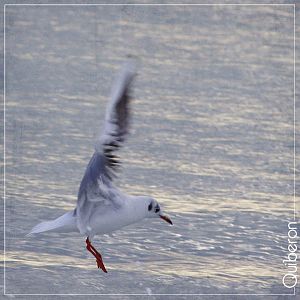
[28, 61, 173, 273]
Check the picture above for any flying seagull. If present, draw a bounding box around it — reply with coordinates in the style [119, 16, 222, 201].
[28, 61, 173, 273]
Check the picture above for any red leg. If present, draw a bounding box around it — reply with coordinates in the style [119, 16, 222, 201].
[86, 237, 108, 273]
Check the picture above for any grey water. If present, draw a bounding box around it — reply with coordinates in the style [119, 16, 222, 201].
[2, 4, 297, 299]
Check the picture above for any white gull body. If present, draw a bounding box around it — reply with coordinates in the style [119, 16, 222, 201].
[29, 61, 172, 271]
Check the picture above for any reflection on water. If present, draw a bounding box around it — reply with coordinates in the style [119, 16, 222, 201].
[4, 4, 295, 296]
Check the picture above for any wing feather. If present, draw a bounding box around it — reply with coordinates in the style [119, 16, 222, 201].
[76, 61, 136, 234]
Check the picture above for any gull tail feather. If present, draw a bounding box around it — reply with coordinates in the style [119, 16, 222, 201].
[27, 211, 77, 236]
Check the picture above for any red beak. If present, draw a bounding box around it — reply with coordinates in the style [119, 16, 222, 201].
[159, 214, 173, 225]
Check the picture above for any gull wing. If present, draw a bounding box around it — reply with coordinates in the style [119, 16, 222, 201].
[76, 61, 136, 234]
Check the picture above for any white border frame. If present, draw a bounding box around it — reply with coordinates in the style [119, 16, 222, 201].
[3, 2, 297, 297]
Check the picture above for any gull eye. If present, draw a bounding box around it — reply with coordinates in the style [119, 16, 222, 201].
[148, 202, 153, 211]
[154, 205, 160, 213]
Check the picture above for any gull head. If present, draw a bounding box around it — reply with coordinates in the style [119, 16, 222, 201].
[144, 197, 173, 225]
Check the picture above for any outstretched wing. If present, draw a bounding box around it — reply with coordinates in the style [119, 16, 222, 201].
[76, 61, 136, 234]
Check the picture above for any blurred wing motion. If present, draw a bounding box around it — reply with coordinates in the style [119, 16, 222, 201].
[76, 61, 136, 234]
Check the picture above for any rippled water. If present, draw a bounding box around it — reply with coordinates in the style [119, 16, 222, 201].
[3, 4, 297, 298]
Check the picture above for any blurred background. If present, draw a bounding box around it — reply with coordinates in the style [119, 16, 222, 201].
[2, 3, 298, 298]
